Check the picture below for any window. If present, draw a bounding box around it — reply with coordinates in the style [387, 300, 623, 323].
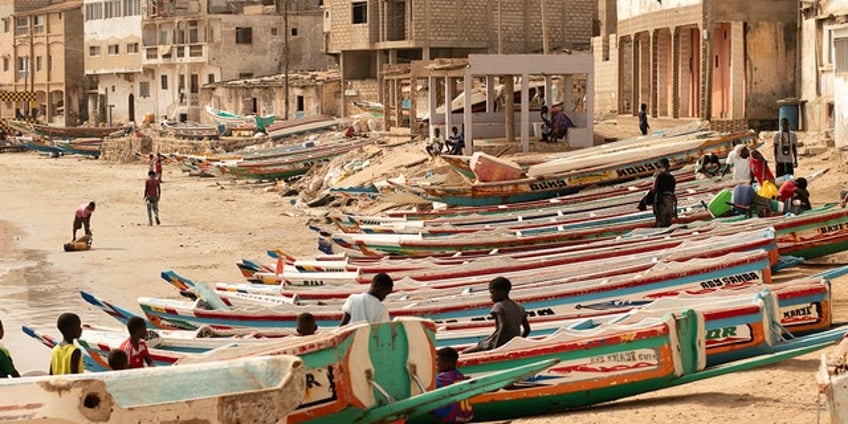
[238, 72, 253, 79]
[352, 2, 367, 24]
[15, 17, 29, 35]
[36, 56, 42, 71]
[2, 57, 8, 72]
[160, 74, 168, 90]
[178, 74, 185, 92]
[835, 37, 848, 74]
[207, 73, 215, 84]
[123, 0, 140, 16]
[291, 27, 297, 37]
[296, 95, 304, 112]
[47, 55, 51, 72]
[104, 0, 121, 18]
[108, 44, 119, 54]
[33, 16, 44, 34]
[2, 18, 9, 33]
[188, 21, 198, 43]
[139, 81, 150, 97]
[85, 3, 103, 20]
[127, 42, 139, 53]
[271, 27, 277, 36]
[16, 56, 28, 80]
[235, 27, 252, 44]
[89, 45, 101, 56]
[190, 74, 198, 93]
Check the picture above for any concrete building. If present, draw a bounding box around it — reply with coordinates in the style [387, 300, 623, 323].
[322, 0, 597, 116]
[0, 0, 87, 125]
[84, 0, 149, 125]
[593, 0, 798, 131]
[140, 0, 330, 123]
[200, 70, 340, 121]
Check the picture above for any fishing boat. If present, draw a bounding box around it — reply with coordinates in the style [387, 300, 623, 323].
[28, 122, 128, 139]
[14, 136, 63, 155]
[164, 123, 222, 140]
[0, 355, 306, 423]
[393, 131, 755, 206]
[817, 334, 848, 424]
[205, 105, 276, 132]
[53, 138, 103, 158]
[266, 115, 340, 140]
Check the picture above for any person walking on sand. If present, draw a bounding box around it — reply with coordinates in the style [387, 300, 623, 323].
[773, 118, 798, 178]
[652, 158, 677, 227]
[463, 276, 531, 354]
[72, 201, 95, 241]
[638, 103, 650, 135]
[144, 171, 161, 226]
[339, 273, 393, 326]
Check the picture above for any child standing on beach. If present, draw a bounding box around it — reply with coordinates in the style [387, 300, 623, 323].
[429, 347, 473, 423]
[463, 277, 531, 354]
[0, 319, 21, 378]
[50, 313, 83, 375]
[120, 317, 154, 368]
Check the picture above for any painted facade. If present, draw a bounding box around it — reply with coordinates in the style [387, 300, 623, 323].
[0, 0, 87, 125]
[593, 0, 798, 130]
[323, 0, 597, 116]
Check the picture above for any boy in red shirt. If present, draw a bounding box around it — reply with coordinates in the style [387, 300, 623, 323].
[120, 317, 154, 368]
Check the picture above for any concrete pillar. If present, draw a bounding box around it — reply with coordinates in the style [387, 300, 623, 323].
[520, 72, 530, 152]
[464, 70, 474, 152]
[544, 75, 553, 110]
[444, 76, 455, 135]
[631, 34, 639, 116]
[422, 47, 431, 61]
[672, 27, 680, 118]
[376, 50, 385, 104]
[486, 75, 496, 112]
[428, 76, 438, 138]
[340, 54, 347, 117]
[395, 77, 403, 128]
[504, 75, 515, 142]
[563, 75, 573, 112]
[650, 29, 658, 117]
[730, 21, 744, 120]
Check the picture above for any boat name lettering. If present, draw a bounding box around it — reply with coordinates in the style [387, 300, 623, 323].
[783, 305, 814, 320]
[300, 365, 337, 409]
[706, 326, 737, 340]
[589, 350, 656, 364]
[616, 162, 661, 177]
[819, 223, 846, 234]
[529, 180, 568, 191]
[298, 280, 326, 286]
[698, 272, 759, 289]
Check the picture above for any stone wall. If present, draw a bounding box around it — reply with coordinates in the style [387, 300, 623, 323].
[592, 34, 619, 116]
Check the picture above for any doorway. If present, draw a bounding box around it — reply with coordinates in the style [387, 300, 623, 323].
[128, 93, 135, 123]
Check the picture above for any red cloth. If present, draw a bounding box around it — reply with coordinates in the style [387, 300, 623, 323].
[778, 180, 797, 201]
[144, 177, 161, 199]
[119, 338, 150, 369]
[749, 157, 774, 185]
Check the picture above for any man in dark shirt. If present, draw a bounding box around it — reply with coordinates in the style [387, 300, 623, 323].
[144, 170, 161, 226]
[652, 158, 676, 227]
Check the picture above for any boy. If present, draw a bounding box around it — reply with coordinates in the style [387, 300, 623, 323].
[120, 317, 154, 368]
[72, 201, 96, 242]
[427, 128, 444, 158]
[463, 277, 530, 354]
[429, 347, 473, 423]
[296, 312, 318, 336]
[107, 349, 129, 371]
[0, 319, 20, 378]
[638, 103, 650, 135]
[50, 313, 83, 375]
[339, 273, 393, 326]
[144, 170, 161, 226]
[652, 158, 677, 228]
[446, 126, 465, 155]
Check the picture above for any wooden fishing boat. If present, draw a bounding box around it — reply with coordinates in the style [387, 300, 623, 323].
[205, 105, 276, 131]
[53, 138, 102, 158]
[14, 136, 63, 155]
[393, 131, 754, 206]
[220, 140, 374, 181]
[0, 355, 306, 423]
[266, 115, 339, 140]
[112, 249, 773, 330]
[29, 123, 128, 139]
[164, 123, 222, 140]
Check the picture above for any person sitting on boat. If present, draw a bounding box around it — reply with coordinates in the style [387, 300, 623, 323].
[550, 108, 576, 143]
[778, 177, 811, 215]
[427, 128, 444, 158]
[731, 184, 774, 218]
[0, 319, 21, 378]
[463, 277, 530, 354]
[72, 201, 96, 242]
[120, 317, 155, 369]
[694, 153, 724, 180]
[725, 144, 752, 182]
[749, 149, 775, 186]
[296, 312, 318, 336]
[429, 347, 474, 423]
[339, 273, 394, 326]
[446, 126, 465, 155]
[652, 158, 677, 228]
[50, 313, 82, 375]
[107, 349, 129, 371]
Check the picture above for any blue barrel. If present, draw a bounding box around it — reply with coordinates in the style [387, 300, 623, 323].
[777, 99, 801, 131]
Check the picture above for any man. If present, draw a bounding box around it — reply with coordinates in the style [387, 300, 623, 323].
[446, 126, 465, 155]
[638, 103, 650, 135]
[773, 118, 798, 178]
[144, 171, 161, 226]
[72, 201, 96, 241]
[725, 144, 752, 182]
[339, 273, 393, 326]
[652, 158, 676, 227]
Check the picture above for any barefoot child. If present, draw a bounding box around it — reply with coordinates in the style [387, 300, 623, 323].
[429, 347, 473, 423]
[463, 276, 531, 354]
[50, 313, 83, 375]
[0, 319, 21, 378]
[120, 317, 154, 368]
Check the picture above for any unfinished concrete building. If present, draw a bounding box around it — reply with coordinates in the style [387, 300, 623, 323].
[593, 0, 798, 131]
[323, 0, 597, 117]
[0, 0, 87, 125]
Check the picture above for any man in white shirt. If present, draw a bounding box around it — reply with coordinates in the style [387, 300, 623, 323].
[339, 273, 394, 326]
[773, 118, 798, 178]
[725, 144, 752, 183]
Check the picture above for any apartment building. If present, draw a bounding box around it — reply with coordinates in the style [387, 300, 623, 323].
[0, 0, 87, 125]
[593, 0, 798, 131]
[322, 0, 597, 116]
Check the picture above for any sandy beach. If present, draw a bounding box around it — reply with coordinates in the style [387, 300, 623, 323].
[1, 134, 847, 423]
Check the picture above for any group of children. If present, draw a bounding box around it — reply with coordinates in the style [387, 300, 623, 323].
[426, 126, 466, 158]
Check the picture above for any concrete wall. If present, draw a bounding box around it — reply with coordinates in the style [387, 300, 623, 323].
[200, 78, 341, 123]
[617, 0, 700, 21]
[208, 14, 285, 80]
[84, 11, 142, 74]
[592, 33, 618, 115]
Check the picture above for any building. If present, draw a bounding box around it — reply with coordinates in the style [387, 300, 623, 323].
[0, 0, 87, 125]
[323, 0, 597, 116]
[84, 0, 149, 125]
[593, 0, 799, 131]
[200, 70, 340, 121]
[139, 0, 330, 123]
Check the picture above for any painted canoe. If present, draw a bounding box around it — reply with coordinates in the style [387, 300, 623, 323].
[266, 116, 340, 141]
[393, 131, 755, 206]
[30, 123, 129, 139]
[0, 355, 306, 423]
[14, 136, 63, 155]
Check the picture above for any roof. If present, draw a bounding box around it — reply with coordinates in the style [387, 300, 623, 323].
[15, 0, 82, 17]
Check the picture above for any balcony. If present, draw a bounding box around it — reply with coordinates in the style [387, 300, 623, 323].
[142, 43, 207, 64]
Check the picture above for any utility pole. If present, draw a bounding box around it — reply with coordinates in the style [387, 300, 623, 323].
[541, 0, 548, 54]
[283, 0, 290, 120]
[497, 0, 502, 54]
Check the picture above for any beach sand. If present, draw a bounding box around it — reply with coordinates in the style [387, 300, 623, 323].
[0, 136, 846, 423]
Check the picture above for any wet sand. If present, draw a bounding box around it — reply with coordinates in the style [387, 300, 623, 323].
[1, 150, 847, 423]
